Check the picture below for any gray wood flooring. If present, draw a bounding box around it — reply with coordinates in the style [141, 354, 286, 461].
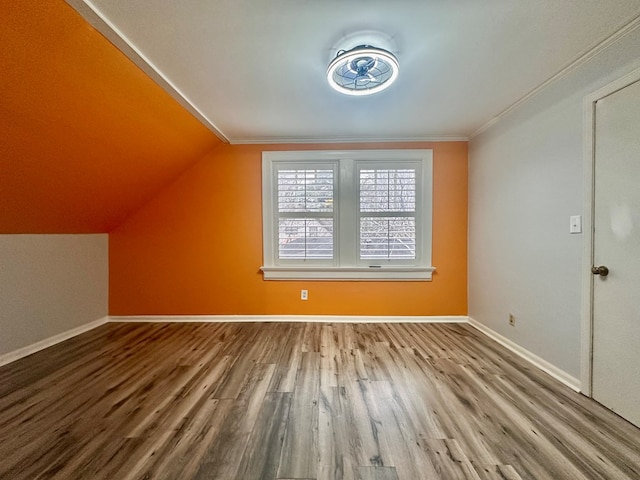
[0, 322, 639, 479]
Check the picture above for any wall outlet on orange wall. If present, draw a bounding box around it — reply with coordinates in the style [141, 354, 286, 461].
[108, 142, 468, 316]
[301, 290, 308, 301]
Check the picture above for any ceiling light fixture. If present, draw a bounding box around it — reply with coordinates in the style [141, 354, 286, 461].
[327, 45, 399, 96]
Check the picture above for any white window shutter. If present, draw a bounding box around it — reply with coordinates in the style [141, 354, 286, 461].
[358, 167, 417, 261]
[261, 150, 433, 280]
[276, 168, 335, 260]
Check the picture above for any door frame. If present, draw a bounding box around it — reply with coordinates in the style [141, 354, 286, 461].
[580, 66, 640, 396]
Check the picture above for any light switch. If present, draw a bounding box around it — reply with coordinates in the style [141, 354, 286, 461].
[570, 215, 582, 234]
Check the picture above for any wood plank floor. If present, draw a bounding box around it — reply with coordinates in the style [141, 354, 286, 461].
[1, 322, 639, 480]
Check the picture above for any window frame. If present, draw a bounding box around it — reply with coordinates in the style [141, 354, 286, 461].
[273, 161, 338, 266]
[261, 149, 434, 281]
[356, 161, 422, 267]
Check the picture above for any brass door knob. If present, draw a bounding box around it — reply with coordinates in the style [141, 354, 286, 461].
[591, 265, 609, 276]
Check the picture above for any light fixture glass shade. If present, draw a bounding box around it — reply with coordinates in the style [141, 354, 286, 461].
[327, 45, 399, 96]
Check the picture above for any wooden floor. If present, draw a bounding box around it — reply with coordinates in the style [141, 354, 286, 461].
[1, 322, 639, 480]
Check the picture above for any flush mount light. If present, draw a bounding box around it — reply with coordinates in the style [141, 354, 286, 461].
[327, 45, 399, 96]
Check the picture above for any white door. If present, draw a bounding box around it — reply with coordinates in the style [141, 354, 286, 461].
[592, 78, 640, 428]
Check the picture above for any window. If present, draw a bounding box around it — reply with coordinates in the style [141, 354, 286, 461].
[277, 166, 336, 261]
[261, 150, 434, 280]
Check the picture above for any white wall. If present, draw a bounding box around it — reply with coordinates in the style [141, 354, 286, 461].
[0, 234, 108, 358]
[469, 28, 640, 382]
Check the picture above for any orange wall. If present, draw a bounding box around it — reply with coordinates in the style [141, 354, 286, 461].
[110, 142, 468, 316]
[0, 1, 221, 233]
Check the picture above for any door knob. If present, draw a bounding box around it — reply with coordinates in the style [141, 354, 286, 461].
[591, 265, 609, 276]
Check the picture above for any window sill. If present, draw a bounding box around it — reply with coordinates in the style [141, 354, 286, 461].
[260, 266, 435, 281]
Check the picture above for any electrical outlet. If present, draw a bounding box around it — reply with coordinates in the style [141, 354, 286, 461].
[509, 313, 516, 326]
[301, 289, 308, 301]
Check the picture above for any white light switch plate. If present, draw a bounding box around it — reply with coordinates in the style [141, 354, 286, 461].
[570, 215, 582, 234]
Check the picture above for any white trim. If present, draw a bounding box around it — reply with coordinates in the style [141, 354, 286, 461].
[65, 1, 640, 146]
[66, 4, 468, 146]
[471, 14, 640, 139]
[112, 315, 581, 391]
[260, 266, 434, 281]
[109, 315, 467, 324]
[0, 316, 109, 367]
[581, 89, 596, 397]
[262, 149, 434, 280]
[580, 66, 640, 397]
[467, 317, 581, 392]
[230, 136, 469, 145]
[65, 1, 230, 143]
[0, 314, 581, 395]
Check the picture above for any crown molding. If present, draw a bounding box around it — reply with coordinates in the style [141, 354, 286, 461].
[471, 14, 640, 139]
[65, 0, 230, 144]
[66, 1, 469, 146]
[68, 1, 640, 146]
[228, 135, 468, 145]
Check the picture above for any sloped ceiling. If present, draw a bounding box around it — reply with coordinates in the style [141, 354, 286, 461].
[68, 0, 640, 143]
[4, 2, 640, 233]
[0, 1, 222, 233]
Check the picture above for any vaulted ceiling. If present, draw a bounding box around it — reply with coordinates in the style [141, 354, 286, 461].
[69, 0, 640, 143]
[2, 1, 640, 233]
[0, 2, 221, 233]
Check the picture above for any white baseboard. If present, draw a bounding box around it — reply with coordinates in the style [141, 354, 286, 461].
[0, 316, 109, 367]
[467, 316, 581, 392]
[0, 314, 580, 395]
[109, 315, 469, 324]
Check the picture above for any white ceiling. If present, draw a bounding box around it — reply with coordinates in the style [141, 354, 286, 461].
[67, 0, 640, 144]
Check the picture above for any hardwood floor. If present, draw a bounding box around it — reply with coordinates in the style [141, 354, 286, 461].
[1, 322, 639, 479]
